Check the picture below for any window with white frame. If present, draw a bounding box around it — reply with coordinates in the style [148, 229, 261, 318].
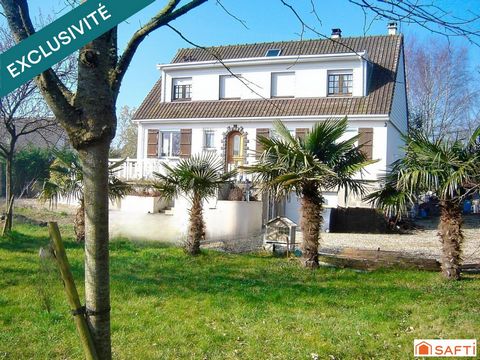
[172, 77, 192, 101]
[203, 129, 215, 149]
[160, 131, 181, 157]
[327, 71, 353, 96]
[220, 75, 242, 99]
[271, 72, 295, 98]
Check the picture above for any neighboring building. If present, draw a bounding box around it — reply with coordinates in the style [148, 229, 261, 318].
[123, 24, 408, 225]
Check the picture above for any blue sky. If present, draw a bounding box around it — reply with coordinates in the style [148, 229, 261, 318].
[4, 0, 480, 111]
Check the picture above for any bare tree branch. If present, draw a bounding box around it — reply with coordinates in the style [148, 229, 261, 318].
[166, 24, 286, 112]
[349, 0, 480, 46]
[215, 0, 249, 30]
[112, 0, 208, 95]
[0, 0, 77, 125]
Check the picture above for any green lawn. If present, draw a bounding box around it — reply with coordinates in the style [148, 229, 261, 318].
[0, 222, 479, 359]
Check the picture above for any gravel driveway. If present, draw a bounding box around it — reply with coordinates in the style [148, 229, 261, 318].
[315, 215, 480, 262]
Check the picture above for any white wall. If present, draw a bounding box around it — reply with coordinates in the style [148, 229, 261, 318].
[172, 197, 263, 240]
[386, 123, 405, 167]
[138, 117, 391, 178]
[162, 57, 367, 102]
[111, 197, 263, 242]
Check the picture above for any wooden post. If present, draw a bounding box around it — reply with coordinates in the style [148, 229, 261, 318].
[48, 222, 99, 360]
[1, 196, 14, 236]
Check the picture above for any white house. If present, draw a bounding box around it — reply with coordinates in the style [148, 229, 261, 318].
[118, 25, 408, 226]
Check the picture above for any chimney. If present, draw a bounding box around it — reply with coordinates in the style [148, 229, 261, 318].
[387, 22, 398, 35]
[331, 28, 342, 39]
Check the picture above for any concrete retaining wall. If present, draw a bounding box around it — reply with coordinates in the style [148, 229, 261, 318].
[110, 196, 263, 242]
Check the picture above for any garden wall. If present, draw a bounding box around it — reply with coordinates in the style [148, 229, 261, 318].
[329, 207, 388, 233]
[110, 196, 263, 243]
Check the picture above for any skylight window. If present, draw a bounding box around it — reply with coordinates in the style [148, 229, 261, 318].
[265, 49, 281, 57]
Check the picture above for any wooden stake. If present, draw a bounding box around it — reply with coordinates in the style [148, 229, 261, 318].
[48, 222, 99, 360]
[1, 196, 14, 236]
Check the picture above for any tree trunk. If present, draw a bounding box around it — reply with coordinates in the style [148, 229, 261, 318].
[4, 153, 13, 233]
[300, 183, 323, 269]
[75, 197, 86, 243]
[438, 201, 463, 280]
[78, 141, 111, 359]
[186, 193, 204, 255]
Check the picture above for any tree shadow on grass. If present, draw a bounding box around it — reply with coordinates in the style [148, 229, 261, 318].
[0, 227, 84, 253]
[0, 230, 50, 252]
[3, 228, 477, 312]
[108, 249, 432, 311]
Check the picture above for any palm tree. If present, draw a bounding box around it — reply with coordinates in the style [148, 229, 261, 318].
[40, 151, 131, 242]
[154, 152, 236, 255]
[365, 162, 411, 223]
[366, 127, 480, 280]
[245, 118, 373, 269]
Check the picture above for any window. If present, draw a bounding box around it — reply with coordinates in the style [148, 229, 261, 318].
[220, 75, 242, 99]
[204, 129, 215, 149]
[232, 134, 241, 156]
[328, 72, 353, 96]
[160, 131, 180, 157]
[172, 78, 192, 101]
[227, 131, 244, 166]
[271, 72, 295, 98]
[265, 49, 281, 57]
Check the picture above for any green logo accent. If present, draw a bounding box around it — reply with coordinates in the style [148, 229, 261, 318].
[0, 0, 154, 97]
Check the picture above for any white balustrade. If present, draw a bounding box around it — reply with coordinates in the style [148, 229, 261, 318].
[108, 158, 176, 180]
[110, 157, 255, 182]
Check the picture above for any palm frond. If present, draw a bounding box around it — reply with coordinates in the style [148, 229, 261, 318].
[153, 153, 235, 202]
[40, 150, 131, 207]
[244, 118, 370, 199]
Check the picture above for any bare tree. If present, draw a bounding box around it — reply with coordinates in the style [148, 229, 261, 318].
[111, 106, 138, 158]
[405, 38, 479, 140]
[0, 25, 68, 234]
[0, 1, 208, 358]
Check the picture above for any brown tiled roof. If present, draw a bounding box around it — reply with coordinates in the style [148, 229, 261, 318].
[134, 35, 403, 120]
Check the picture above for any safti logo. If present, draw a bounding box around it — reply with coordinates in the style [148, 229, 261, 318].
[414, 339, 477, 357]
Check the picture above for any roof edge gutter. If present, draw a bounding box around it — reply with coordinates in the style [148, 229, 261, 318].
[157, 51, 367, 71]
[133, 113, 389, 123]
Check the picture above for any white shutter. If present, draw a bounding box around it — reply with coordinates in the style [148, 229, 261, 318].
[220, 75, 242, 99]
[271, 72, 295, 97]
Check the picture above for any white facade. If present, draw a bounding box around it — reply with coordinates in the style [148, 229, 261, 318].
[158, 52, 368, 102]
[136, 117, 391, 180]
[126, 35, 408, 226]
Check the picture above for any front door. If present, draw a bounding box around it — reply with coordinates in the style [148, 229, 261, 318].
[226, 131, 244, 169]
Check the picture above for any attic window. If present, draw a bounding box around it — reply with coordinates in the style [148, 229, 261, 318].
[265, 49, 281, 57]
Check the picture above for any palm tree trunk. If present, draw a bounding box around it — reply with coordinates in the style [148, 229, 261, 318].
[300, 183, 323, 269]
[438, 201, 463, 280]
[186, 193, 204, 255]
[78, 141, 111, 359]
[75, 197, 86, 243]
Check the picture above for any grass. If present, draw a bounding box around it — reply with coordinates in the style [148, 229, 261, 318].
[0, 218, 479, 359]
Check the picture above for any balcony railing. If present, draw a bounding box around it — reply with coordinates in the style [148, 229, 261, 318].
[110, 157, 254, 182]
[109, 158, 174, 180]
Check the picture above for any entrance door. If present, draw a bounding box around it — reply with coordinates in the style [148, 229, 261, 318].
[226, 131, 244, 169]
